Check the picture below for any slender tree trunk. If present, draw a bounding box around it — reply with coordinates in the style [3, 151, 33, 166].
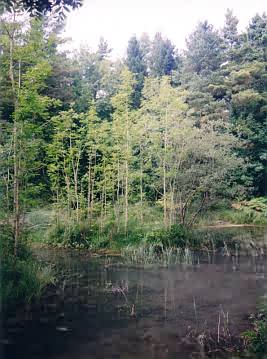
[188, 192, 208, 227]
[100, 159, 107, 231]
[4, 155, 11, 211]
[8, 18, 20, 255]
[169, 186, 174, 227]
[65, 175, 71, 219]
[74, 170, 79, 222]
[163, 112, 168, 228]
[87, 158, 91, 221]
[100, 185, 105, 232]
[69, 137, 80, 222]
[104, 174, 107, 217]
[73, 159, 80, 223]
[139, 150, 143, 223]
[124, 112, 129, 235]
[56, 189, 60, 224]
[125, 160, 128, 234]
[13, 123, 19, 256]
[117, 160, 120, 202]
[90, 152, 97, 221]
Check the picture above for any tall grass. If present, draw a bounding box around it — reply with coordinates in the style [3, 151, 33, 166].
[122, 244, 193, 266]
[0, 224, 54, 312]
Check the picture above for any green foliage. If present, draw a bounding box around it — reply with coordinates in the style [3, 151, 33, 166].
[1, 10, 266, 280]
[242, 320, 267, 353]
[1, 257, 54, 310]
[0, 225, 54, 311]
[0, 225, 29, 259]
[144, 224, 189, 248]
[241, 197, 267, 212]
[149, 33, 176, 77]
[2, 0, 82, 19]
[126, 35, 147, 108]
[185, 21, 223, 74]
[242, 297, 267, 353]
[44, 217, 201, 252]
[45, 221, 92, 248]
[196, 197, 267, 225]
[229, 197, 267, 224]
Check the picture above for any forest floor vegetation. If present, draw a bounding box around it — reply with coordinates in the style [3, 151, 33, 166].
[25, 201, 267, 257]
[0, 224, 55, 312]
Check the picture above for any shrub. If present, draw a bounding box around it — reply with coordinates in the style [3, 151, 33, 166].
[144, 224, 190, 248]
[0, 225, 54, 311]
[231, 197, 267, 224]
[242, 320, 267, 353]
[45, 221, 93, 248]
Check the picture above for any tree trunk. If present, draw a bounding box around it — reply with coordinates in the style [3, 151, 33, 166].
[8, 17, 20, 256]
[74, 170, 79, 222]
[139, 151, 143, 223]
[125, 160, 128, 235]
[87, 157, 92, 222]
[117, 160, 120, 202]
[124, 111, 129, 235]
[163, 112, 168, 228]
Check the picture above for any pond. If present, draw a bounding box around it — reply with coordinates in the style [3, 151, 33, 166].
[1, 227, 267, 358]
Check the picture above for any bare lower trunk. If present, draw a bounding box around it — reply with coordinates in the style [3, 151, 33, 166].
[124, 111, 130, 235]
[163, 110, 168, 228]
[9, 15, 20, 255]
[90, 153, 96, 221]
[188, 192, 208, 227]
[100, 186, 105, 232]
[117, 160, 120, 201]
[125, 160, 128, 235]
[13, 124, 20, 256]
[140, 157, 143, 223]
[163, 155, 167, 228]
[65, 173, 71, 220]
[87, 159, 91, 221]
[74, 171, 79, 222]
[56, 189, 60, 224]
[169, 187, 174, 227]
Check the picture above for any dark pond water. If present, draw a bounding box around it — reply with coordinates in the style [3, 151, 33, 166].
[1, 227, 267, 359]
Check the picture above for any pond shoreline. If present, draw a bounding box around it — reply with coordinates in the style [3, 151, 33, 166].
[197, 221, 265, 229]
[2, 226, 267, 358]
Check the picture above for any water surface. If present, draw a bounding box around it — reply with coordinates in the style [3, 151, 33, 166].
[2, 227, 267, 358]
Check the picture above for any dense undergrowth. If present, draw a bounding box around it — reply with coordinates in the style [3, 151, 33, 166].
[242, 300, 267, 354]
[38, 218, 191, 251]
[25, 203, 264, 255]
[0, 224, 54, 312]
[197, 197, 267, 226]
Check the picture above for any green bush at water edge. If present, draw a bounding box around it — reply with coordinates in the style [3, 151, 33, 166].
[0, 225, 54, 311]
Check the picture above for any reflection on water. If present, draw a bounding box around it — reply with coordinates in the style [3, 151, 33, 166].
[1, 227, 267, 358]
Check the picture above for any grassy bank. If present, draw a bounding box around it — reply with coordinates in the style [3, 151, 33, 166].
[39, 218, 191, 251]
[0, 224, 54, 312]
[26, 208, 262, 259]
[197, 197, 267, 226]
[23, 199, 267, 257]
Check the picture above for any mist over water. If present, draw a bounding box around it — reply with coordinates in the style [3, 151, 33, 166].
[2, 227, 267, 359]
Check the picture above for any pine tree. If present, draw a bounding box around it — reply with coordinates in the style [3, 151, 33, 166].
[185, 21, 224, 75]
[149, 33, 176, 77]
[222, 9, 240, 49]
[126, 35, 147, 108]
[98, 37, 112, 60]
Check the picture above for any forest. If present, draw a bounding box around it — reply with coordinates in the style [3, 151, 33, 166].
[0, 6, 267, 355]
